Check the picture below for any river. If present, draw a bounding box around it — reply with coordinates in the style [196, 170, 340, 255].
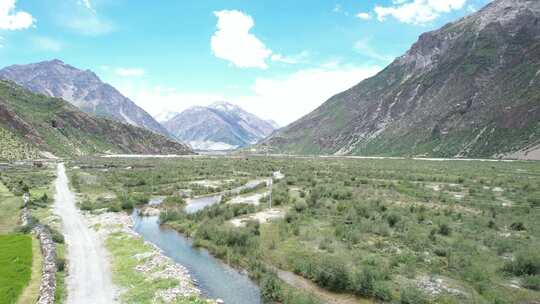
[131, 210, 262, 304]
[184, 179, 270, 214]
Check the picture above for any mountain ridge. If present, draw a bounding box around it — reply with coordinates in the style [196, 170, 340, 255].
[0, 80, 193, 160]
[163, 102, 276, 151]
[0, 59, 172, 138]
[260, 0, 540, 160]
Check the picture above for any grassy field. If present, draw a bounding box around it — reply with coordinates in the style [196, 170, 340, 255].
[69, 157, 540, 303]
[0, 164, 66, 304]
[0, 181, 22, 234]
[0, 234, 33, 304]
[16, 235, 43, 304]
[54, 242, 66, 304]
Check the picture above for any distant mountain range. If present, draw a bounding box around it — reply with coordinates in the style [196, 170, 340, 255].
[0, 80, 192, 160]
[0, 60, 171, 138]
[163, 102, 277, 150]
[261, 0, 540, 160]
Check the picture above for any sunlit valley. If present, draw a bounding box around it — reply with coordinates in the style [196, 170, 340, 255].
[1, 1, 539, 304]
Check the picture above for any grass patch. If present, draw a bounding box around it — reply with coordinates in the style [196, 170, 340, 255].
[106, 232, 205, 304]
[0, 234, 33, 304]
[0, 182, 22, 234]
[16, 236, 43, 304]
[54, 242, 66, 304]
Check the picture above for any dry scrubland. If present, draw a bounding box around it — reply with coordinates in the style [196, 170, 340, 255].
[67, 156, 540, 304]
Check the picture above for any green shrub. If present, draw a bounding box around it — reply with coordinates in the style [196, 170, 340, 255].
[79, 200, 94, 211]
[438, 223, 452, 236]
[354, 268, 376, 296]
[504, 247, 540, 276]
[260, 273, 283, 302]
[434, 247, 448, 257]
[510, 222, 526, 231]
[108, 204, 121, 213]
[272, 185, 290, 206]
[522, 275, 540, 290]
[56, 257, 66, 272]
[15, 224, 33, 234]
[373, 281, 393, 301]
[283, 291, 320, 304]
[121, 200, 134, 210]
[400, 286, 429, 304]
[387, 213, 401, 227]
[527, 197, 540, 207]
[353, 266, 391, 299]
[163, 195, 185, 206]
[294, 201, 308, 212]
[314, 257, 350, 292]
[50, 227, 65, 244]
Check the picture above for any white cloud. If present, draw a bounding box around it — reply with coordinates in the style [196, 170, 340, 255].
[116, 64, 381, 126]
[0, 0, 34, 30]
[117, 83, 225, 117]
[271, 51, 310, 65]
[58, 1, 113, 36]
[333, 4, 343, 13]
[211, 10, 272, 69]
[467, 5, 477, 13]
[232, 65, 381, 125]
[374, 0, 467, 24]
[63, 14, 114, 36]
[333, 4, 350, 16]
[115, 68, 145, 77]
[79, 0, 93, 11]
[356, 12, 372, 20]
[354, 38, 395, 63]
[32, 36, 62, 51]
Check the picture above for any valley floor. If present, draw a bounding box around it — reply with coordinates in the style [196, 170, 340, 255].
[2, 156, 539, 304]
[65, 156, 540, 304]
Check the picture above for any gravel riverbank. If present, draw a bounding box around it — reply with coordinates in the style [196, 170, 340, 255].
[85, 211, 214, 303]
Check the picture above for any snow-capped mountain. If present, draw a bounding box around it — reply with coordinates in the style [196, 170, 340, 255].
[163, 102, 277, 151]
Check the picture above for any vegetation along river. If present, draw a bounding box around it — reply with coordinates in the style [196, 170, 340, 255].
[131, 209, 262, 304]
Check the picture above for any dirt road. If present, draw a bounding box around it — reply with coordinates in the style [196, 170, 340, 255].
[53, 163, 117, 304]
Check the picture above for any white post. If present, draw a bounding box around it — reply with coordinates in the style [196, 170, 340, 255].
[269, 174, 273, 209]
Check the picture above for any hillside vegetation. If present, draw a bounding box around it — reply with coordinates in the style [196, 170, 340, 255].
[263, 0, 540, 159]
[0, 80, 192, 160]
[0, 59, 172, 138]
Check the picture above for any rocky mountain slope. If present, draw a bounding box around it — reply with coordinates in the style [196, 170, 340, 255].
[0, 60, 171, 138]
[0, 80, 192, 160]
[261, 0, 540, 160]
[163, 102, 276, 150]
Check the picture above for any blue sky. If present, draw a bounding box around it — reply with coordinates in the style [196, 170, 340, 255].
[0, 0, 491, 125]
